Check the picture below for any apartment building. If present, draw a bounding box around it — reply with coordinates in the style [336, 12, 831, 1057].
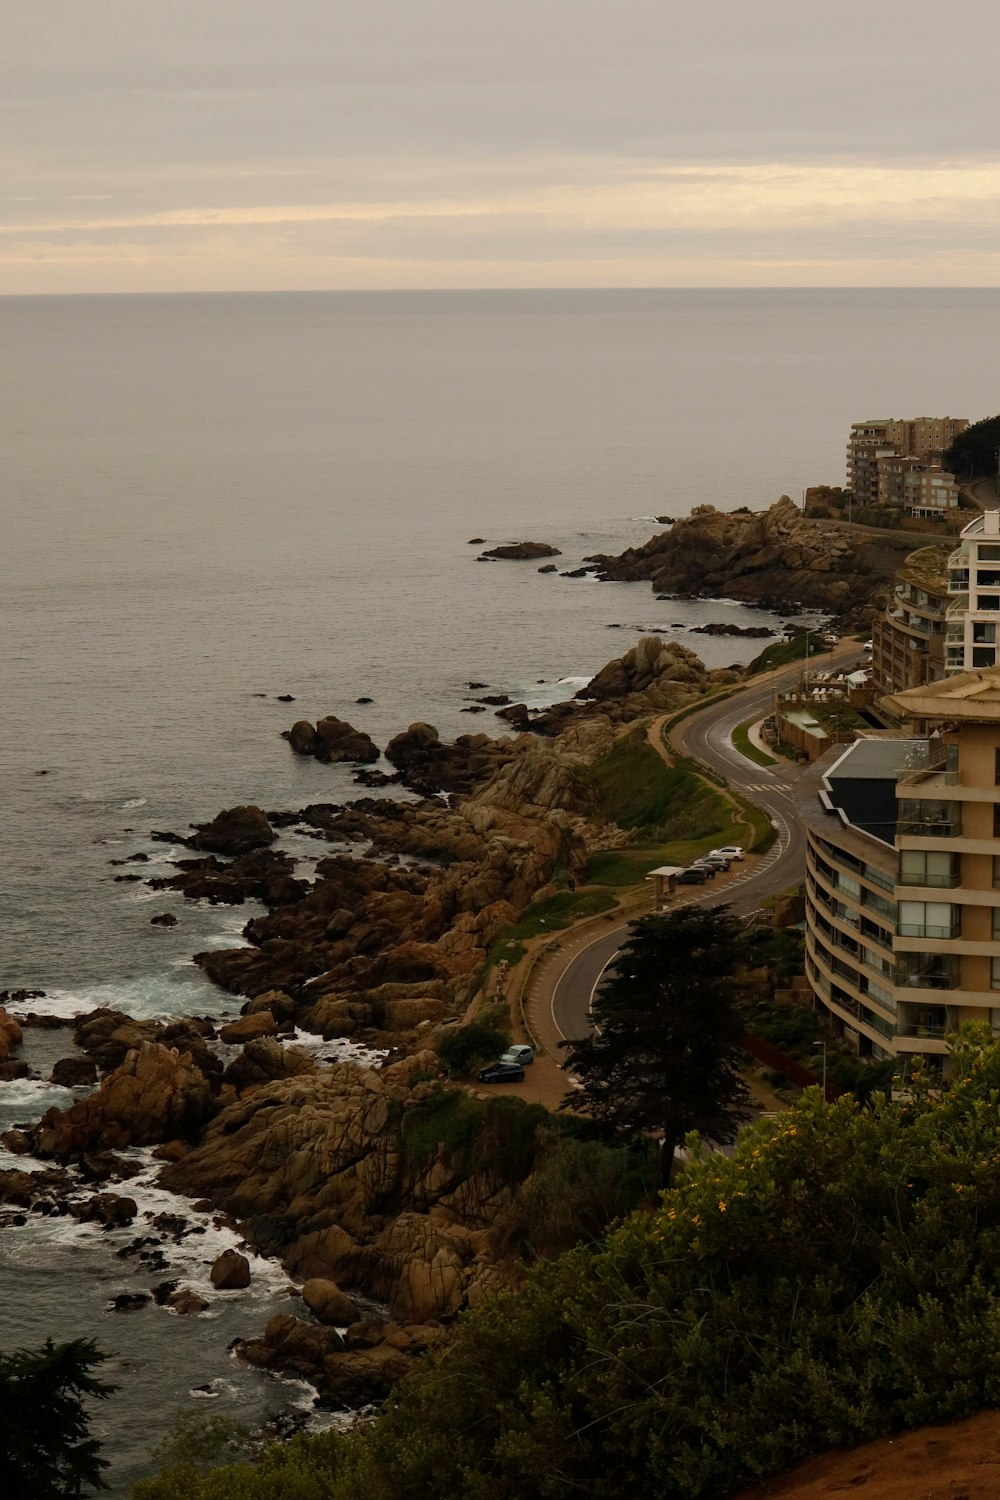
[846, 417, 967, 511]
[870, 542, 950, 694]
[802, 667, 1000, 1073]
[946, 510, 1000, 673]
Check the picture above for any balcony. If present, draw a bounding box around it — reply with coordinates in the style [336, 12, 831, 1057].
[898, 767, 961, 790]
[895, 956, 958, 991]
[897, 801, 962, 838]
[897, 920, 961, 940]
[896, 1005, 960, 1039]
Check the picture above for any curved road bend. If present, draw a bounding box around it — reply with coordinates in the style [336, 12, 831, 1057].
[551, 643, 866, 1045]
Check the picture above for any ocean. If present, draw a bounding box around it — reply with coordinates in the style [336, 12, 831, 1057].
[2, 287, 998, 1489]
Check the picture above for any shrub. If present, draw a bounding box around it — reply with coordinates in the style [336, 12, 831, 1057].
[434, 1021, 509, 1075]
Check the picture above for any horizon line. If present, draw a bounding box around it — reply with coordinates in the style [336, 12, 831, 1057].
[2, 284, 999, 300]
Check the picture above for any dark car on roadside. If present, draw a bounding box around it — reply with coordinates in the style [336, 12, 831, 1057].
[676, 866, 710, 885]
[478, 1061, 526, 1084]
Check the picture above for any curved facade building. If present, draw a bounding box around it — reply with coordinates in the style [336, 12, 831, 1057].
[870, 542, 950, 695]
[802, 669, 1000, 1072]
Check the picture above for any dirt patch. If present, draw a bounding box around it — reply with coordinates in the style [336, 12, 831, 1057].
[733, 1410, 1000, 1500]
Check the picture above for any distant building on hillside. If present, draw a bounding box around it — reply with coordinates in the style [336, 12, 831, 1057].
[870, 543, 951, 694]
[846, 417, 967, 513]
[870, 513, 1000, 696]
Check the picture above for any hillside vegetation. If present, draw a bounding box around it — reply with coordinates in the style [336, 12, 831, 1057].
[136, 1029, 1000, 1500]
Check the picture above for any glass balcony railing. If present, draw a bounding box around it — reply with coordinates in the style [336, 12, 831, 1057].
[897, 920, 961, 940]
[895, 957, 958, 991]
[896, 1006, 959, 1039]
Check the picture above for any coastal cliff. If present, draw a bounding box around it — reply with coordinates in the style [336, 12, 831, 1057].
[587, 496, 919, 620]
[4, 635, 727, 1407]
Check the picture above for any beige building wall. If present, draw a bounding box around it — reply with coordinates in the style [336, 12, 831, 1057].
[803, 681, 1000, 1074]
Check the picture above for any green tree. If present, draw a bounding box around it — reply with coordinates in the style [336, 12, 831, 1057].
[0, 1338, 114, 1497]
[434, 1019, 509, 1075]
[943, 414, 1000, 480]
[560, 906, 751, 1187]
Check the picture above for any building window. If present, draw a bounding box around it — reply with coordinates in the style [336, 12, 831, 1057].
[973, 647, 997, 668]
[899, 850, 958, 887]
[992, 958, 1000, 991]
[898, 799, 960, 837]
[975, 622, 998, 644]
[993, 908, 1000, 940]
[898, 901, 958, 939]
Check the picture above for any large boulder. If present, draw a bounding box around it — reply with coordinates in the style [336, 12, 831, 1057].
[238, 1315, 410, 1407]
[284, 717, 379, 765]
[210, 1249, 251, 1289]
[74, 1193, 138, 1228]
[302, 1277, 360, 1327]
[218, 1012, 278, 1045]
[221, 1037, 317, 1094]
[314, 717, 379, 765]
[50, 1056, 98, 1088]
[30, 1042, 217, 1160]
[286, 720, 320, 756]
[188, 806, 276, 856]
[0, 1007, 23, 1063]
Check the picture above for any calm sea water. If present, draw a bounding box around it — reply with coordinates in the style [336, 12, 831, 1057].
[2, 287, 998, 1488]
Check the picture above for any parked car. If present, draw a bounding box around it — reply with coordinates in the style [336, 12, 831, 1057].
[501, 1044, 534, 1066]
[676, 867, 710, 885]
[478, 1061, 525, 1084]
[711, 846, 745, 861]
[695, 853, 730, 871]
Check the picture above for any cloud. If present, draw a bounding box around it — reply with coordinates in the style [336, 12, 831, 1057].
[2, 0, 999, 290]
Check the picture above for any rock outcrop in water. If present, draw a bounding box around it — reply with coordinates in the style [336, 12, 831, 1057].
[585, 496, 918, 621]
[479, 541, 561, 560]
[497, 635, 731, 740]
[0, 1006, 24, 1062]
[188, 805, 277, 856]
[25, 1040, 217, 1158]
[283, 716, 380, 765]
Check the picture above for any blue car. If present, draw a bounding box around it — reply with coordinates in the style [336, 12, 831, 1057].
[478, 1061, 525, 1084]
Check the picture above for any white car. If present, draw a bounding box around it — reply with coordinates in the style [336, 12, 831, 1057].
[711, 846, 744, 861]
[501, 1044, 534, 1066]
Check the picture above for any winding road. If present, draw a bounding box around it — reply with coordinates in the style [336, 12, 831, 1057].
[548, 643, 865, 1046]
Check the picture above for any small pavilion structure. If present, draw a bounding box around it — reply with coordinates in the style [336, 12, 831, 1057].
[646, 865, 685, 909]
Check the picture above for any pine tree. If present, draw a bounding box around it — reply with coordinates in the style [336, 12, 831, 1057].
[561, 905, 751, 1187]
[0, 1338, 114, 1497]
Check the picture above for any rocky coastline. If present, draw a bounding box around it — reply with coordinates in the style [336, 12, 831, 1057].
[585, 495, 919, 625]
[2, 631, 743, 1410]
[0, 499, 874, 1417]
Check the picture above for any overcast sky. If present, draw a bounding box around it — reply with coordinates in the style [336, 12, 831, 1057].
[5, 0, 1000, 292]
